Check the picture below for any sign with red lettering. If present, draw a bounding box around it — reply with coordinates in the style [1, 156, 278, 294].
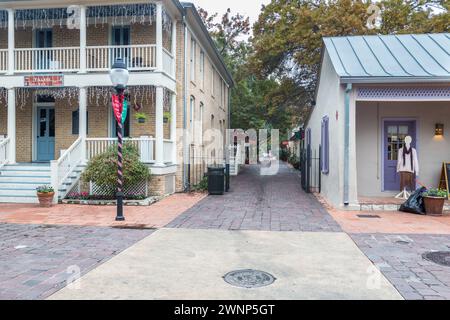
[24, 75, 64, 87]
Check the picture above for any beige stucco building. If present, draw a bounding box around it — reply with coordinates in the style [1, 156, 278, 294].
[0, 0, 233, 203]
[306, 33, 450, 209]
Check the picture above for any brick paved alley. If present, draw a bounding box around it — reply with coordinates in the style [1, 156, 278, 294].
[167, 164, 341, 232]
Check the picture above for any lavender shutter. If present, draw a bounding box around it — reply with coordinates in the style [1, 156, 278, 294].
[321, 116, 329, 174]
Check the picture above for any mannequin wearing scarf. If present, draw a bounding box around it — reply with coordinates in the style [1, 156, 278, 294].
[397, 144, 419, 191]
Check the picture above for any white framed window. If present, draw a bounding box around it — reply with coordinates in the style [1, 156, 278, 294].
[199, 102, 204, 145]
[200, 51, 205, 90]
[211, 68, 215, 98]
[190, 38, 197, 83]
[190, 96, 195, 144]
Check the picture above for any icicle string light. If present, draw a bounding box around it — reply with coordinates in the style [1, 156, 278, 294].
[15, 87, 79, 109]
[4, 4, 172, 32]
[87, 86, 156, 107]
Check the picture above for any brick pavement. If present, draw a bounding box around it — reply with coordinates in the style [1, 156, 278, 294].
[0, 223, 153, 300]
[0, 193, 205, 228]
[351, 234, 450, 300]
[167, 164, 341, 232]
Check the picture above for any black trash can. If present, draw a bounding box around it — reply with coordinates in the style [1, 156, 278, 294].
[207, 166, 225, 195]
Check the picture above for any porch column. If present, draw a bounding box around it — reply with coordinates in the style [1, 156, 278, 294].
[7, 9, 14, 75]
[7, 88, 16, 163]
[155, 2, 163, 72]
[170, 92, 177, 164]
[79, 5, 87, 73]
[155, 86, 164, 166]
[171, 20, 177, 77]
[79, 87, 87, 162]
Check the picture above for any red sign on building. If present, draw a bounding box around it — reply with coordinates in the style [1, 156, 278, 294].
[24, 75, 64, 87]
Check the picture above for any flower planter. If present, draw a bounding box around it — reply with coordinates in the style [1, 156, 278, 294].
[423, 196, 445, 216]
[37, 192, 55, 208]
[137, 118, 146, 124]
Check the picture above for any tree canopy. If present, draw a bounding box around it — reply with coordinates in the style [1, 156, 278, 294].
[199, 1, 449, 135]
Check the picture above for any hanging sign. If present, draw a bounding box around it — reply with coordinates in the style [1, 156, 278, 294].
[24, 75, 64, 87]
[112, 94, 124, 124]
[438, 163, 450, 200]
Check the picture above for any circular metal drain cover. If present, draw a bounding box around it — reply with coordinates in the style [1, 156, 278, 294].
[423, 251, 450, 267]
[223, 269, 276, 288]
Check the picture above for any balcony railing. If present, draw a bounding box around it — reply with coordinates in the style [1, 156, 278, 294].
[15, 47, 81, 73]
[0, 49, 8, 73]
[162, 48, 174, 77]
[86, 137, 156, 164]
[2, 44, 171, 74]
[87, 45, 157, 71]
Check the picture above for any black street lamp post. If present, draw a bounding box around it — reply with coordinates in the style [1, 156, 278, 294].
[110, 58, 129, 222]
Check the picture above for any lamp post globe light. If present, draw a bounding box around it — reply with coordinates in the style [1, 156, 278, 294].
[110, 58, 129, 222]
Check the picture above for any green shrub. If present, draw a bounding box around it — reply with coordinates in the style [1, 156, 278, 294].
[82, 142, 151, 193]
[191, 176, 208, 192]
[422, 188, 448, 198]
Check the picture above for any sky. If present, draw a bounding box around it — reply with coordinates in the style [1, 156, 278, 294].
[190, 0, 271, 25]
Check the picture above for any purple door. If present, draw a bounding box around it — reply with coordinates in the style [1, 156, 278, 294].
[384, 121, 416, 191]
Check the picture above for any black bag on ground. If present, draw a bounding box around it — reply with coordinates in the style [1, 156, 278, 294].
[399, 187, 426, 215]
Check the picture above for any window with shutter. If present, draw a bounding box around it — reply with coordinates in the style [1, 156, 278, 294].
[72, 110, 89, 135]
[321, 116, 329, 174]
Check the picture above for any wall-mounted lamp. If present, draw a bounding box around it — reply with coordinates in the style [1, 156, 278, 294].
[435, 123, 444, 136]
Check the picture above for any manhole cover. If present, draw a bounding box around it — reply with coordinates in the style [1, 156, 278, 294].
[223, 269, 276, 288]
[423, 251, 450, 267]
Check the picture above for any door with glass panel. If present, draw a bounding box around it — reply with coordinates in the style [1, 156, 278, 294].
[36, 107, 56, 162]
[111, 27, 131, 67]
[35, 29, 53, 70]
[383, 121, 416, 191]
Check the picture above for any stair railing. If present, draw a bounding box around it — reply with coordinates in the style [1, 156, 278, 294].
[0, 138, 10, 170]
[50, 137, 84, 203]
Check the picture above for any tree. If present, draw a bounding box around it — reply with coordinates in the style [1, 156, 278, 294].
[250, 0, 449, 125]
[198, 7, 302, 133]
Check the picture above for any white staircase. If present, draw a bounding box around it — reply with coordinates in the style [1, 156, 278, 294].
[0, 163, 51, 203]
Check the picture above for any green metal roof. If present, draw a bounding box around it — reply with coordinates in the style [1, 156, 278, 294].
[323, 33, 450, 83]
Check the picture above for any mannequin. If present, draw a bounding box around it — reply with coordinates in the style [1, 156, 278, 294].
[395, 136, 419, 199]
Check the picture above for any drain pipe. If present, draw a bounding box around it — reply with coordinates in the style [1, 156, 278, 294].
[182, 13, 189, 191]
[343, 83, 352, 206]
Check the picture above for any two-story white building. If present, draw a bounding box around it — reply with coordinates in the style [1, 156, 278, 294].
[0, 0, 233, 203]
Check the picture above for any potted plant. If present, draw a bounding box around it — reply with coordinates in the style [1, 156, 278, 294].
[36, 185, 55, 208]
[135, 112, 147, 124]
[163, 111, 171, 123]
[422, 188, 448, 216]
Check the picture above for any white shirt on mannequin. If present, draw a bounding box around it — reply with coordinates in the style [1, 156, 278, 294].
[397, 147, 419, 175]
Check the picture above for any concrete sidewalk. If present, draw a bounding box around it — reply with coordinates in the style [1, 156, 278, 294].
[49, 228, 402, 300]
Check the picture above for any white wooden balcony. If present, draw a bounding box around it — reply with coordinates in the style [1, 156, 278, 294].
[86, 45, 157, 72]
[0, 49, 7, 73]
[6, 45, 173, 74]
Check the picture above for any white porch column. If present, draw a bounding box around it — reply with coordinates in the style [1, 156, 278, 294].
[7, 9, 14, 75]
[7, 88, 16, 164]
[170, 92, 177, 164]
[171, 20, 177, 77]
[155, 86, 164, 166]
[79, 87, 87, 162]
[79, 5, 87, 73]
[156, 2, 163, 72]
